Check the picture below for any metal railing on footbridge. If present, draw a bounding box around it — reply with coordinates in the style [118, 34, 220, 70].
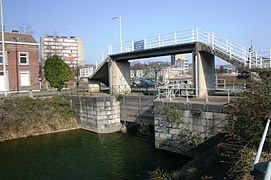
[98, 28, 271, 70]
[157, 85, 245, 103]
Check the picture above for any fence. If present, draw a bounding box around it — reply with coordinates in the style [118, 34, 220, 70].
[157, 85, 245, 103]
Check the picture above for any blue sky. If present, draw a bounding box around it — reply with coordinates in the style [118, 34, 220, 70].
[4, 0, 271, 64]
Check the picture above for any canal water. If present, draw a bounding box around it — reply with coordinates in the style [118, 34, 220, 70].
[0, 130, 189, 180]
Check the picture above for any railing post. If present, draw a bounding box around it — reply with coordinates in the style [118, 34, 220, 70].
[158, 34, 161, 47]
[229, 43, 232, 59]
[102, 53, 104, 61]
[174, 32, 177, 44]
[191, 28, 195, 42]
[208, 33, 210, 44]
[212, 33, 214, 50]
[107, 45, 111, 55]
[252, 118, 270, 171]
[131, 40, 134, 51]
[196, 28, 199, 42]
[243, 48, 247, 67]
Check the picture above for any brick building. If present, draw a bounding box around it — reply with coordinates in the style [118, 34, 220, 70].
[0, 31, 39, 92]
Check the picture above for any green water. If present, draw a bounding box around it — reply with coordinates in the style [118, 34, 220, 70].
[0, 130, 189, 180]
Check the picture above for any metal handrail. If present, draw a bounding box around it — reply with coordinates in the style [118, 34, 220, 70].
[251, 117, 271, 178]
[98, 28, 271, 70]
[157, 86, 244, 103]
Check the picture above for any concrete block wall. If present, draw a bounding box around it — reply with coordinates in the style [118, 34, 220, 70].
[154, 100, 227, 155]
[70, 96, 121, 133]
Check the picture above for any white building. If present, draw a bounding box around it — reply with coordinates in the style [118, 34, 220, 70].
[171, 54, 189, 72]
[41, 35, 85, 67]
[79, 65, 95, 79]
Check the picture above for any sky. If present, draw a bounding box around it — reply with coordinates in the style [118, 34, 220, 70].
[4, 0, 271, 64]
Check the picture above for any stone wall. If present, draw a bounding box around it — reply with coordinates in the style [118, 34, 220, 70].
[70, 96, 121, 133]
[154, 100, 227, 155]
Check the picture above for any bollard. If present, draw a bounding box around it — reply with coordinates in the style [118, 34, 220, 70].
[29, 89, 33, 98]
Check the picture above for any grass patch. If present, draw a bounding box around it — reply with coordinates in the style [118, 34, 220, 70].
[0, 95, 77, 141]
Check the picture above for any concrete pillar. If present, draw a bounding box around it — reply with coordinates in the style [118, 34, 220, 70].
[193, 51, 215, 98]
[109, 59, 131, 94]
[192, 52, 198, 97]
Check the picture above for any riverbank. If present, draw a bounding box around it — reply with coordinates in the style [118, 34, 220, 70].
[0, 95, 79, 142]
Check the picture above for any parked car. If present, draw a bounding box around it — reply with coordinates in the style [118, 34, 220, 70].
[132, 79, 156, 88]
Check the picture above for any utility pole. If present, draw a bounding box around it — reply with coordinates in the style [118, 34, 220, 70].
[0, 0, 7, 96]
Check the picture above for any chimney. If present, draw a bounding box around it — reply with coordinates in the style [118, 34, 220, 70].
[12, 29, 19, 33]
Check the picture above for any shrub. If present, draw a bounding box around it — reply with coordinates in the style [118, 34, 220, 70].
[155, 104, 182, 124]
[223, 69, 271, 179]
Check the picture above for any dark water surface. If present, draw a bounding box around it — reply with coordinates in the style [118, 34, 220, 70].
[0, 130, 189, 180]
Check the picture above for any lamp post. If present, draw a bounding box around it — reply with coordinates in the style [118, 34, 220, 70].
[111, 16, 122, 53]
[0, 0, 7, 96]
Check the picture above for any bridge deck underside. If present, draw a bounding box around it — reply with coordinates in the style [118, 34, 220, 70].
[110, 42, 196, 61]
[89, 61, 109, 86]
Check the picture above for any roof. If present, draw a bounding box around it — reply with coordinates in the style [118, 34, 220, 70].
[0, 32, 37, 44]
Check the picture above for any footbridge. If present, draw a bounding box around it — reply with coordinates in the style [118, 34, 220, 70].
[89, 28, 271, 97]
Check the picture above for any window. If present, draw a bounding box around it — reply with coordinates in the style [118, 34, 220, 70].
[20, 71, 30, 86]
[0, 51, 5, 65]
[19, 52, 29, 65]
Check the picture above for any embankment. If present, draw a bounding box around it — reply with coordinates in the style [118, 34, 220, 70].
[0, 95, 78, 141]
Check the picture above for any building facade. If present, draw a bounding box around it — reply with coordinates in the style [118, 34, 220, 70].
[79, 64, 95, 79]
[41, 35, 85, 67]
[0, 31, 39, 92]
[171, 54, 189, 72]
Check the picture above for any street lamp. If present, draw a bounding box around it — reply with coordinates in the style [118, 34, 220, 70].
[111, 16, 122, 53]
[0, 0, 7, 96]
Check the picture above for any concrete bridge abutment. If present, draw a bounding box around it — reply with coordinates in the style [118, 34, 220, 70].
[193, 51, 216, 98]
